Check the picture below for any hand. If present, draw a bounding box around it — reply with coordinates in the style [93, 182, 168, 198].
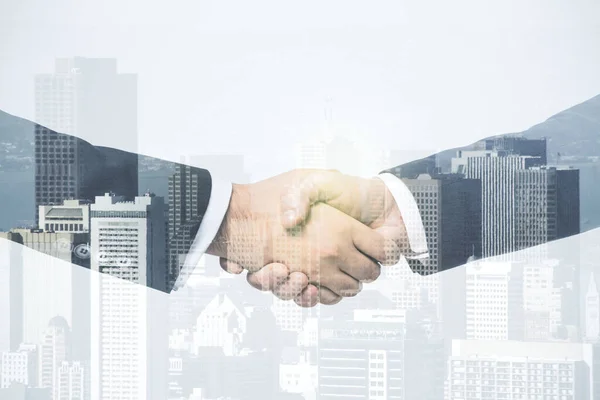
[207, 170, 387, 302]
[220, 170, 409, 307]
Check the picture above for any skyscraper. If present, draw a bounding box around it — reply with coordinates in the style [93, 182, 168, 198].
[317, 310, 445, 400]
[56, 361, 85, 400]
[34, 58, 138, 223]
[446, 340, 593, 400]
[479, 136, 548, 165]
[452, 150, 542, 257]
[167, 164, 211, 289]
[38, 317, 70, 399]
[515, 166, 580, 251]
[465, 261, 524, 341]
[398, 173, 481, 306]
[90, 193, 167, 400]
[1, 343, 37, 389]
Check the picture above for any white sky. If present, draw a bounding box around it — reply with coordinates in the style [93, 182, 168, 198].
[1, 0, 599, 180]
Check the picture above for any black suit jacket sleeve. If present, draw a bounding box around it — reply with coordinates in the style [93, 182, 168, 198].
[0, 109, 213, 292]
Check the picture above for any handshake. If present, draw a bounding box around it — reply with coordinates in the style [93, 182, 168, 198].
[206, 169, 413, 307]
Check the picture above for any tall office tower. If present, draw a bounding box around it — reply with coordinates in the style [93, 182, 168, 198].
[39, 317, 70, 399]
[465, 261, 524, 341]
[34, 57, 138, 223]
[318, 310, 445, 400]
[90, 193, 167, 290]
[167, 165, 210, 289]
[446, 340, 593, 400]
[585, 274, 600, 342]
[397, 174, 481, 306]
[452, 150, 542, 258]
[479, 136, 548, 165]
[523, 262, 563, 341]
[1, 343, 38, 389]
[191, 293, 247, 357]
[0, 232, 23, 352]
[515, 166, 580, 250]
[56, 361, 85, 400]
[90, 193, 167, 400]
[39, 200, 91, 234]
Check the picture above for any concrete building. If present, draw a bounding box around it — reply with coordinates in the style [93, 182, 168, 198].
[447, 340, 593, 400]
[465, 261, 524, 341]
[452, 150, 542, 258]
[90, 193, 167, 400]
[56, 361, 85, 400]
[39, 200, 90, 234]
[192, 293, 247, 357]
[34, 58, 138, 223]
[1, 343, 37, 389]
[318, 310, 444, 400]
[38, 317, 70, 399]
[515, 166, 580, 252]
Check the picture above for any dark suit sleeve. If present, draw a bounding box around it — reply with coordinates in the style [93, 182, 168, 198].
[0, 109, 214, 292]
[379, 128, 589, 276]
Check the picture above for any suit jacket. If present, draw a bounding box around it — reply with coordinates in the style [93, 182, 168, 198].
[1, 95, 599, 291]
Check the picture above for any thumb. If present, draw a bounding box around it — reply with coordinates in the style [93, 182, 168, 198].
[280, 169, 342, 229]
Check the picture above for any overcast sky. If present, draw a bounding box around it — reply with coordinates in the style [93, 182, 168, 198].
[1, 0, 599, 180]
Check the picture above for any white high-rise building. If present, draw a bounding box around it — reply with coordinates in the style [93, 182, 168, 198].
[192, 293, 247, 357]
[446, 340, 594, 400]
[34, 57, 137, 150]
[56, 361, 85, 400]
[90, 193, 167, 400]
[39, 317, 70, 399]
[585, 274, 600, 342]
[34, 58, 138, 223]
[465, 261, 524, 341]
[1, 343, 37, 389]
[523, 261, 563, 341]
[452, 150, 541, 258]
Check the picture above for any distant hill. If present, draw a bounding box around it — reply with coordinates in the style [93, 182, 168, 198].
[520, 94, 600, 161]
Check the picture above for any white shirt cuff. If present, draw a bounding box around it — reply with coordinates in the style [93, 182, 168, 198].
[171, 178, 232, 291]
[377, 173, 429, 257]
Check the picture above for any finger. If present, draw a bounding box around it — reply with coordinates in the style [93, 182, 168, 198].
[219, 258, 244, 274]
[350, 219, 389, 263]
[280, 170, 343, 229]
[338, 249, 382, 283]
[246, 263, 290, 291]
[318, 286, 343, 305]
[273, 272, 309, 301]
[294, 284, 319, 308]
[319, 272, 363, 298]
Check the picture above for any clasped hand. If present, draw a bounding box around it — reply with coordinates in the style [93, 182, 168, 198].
[206, 169, 409, 307]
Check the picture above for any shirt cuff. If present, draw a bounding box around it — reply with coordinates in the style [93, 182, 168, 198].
[171, 178, 233, 292]
[377, 173, 429, 258]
